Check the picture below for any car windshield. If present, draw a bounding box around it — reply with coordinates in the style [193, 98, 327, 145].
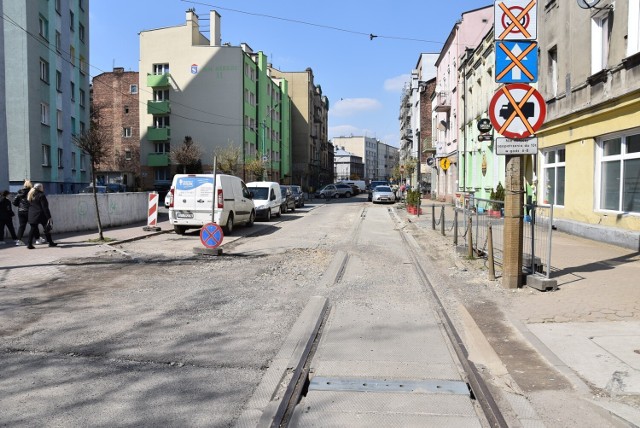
[375, 186, 392, 192]
[250, 187, 269, 200]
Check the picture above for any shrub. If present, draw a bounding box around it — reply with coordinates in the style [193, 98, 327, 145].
[406, 189, 421, 207]
[489, 182, 505, 211]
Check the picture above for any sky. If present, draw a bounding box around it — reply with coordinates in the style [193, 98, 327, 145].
[90, 0, 493, 148]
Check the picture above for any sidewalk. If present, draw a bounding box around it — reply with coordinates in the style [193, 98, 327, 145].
[405, 198, 640, 425]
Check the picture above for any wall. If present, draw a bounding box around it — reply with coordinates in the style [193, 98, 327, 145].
[7, 192, 150, 234]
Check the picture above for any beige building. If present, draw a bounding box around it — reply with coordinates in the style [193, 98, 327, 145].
[331, 136, 397, 182]
[269, 67, 330, 191]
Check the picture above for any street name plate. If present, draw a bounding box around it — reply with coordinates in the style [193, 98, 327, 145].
[495, 137, 538, 155]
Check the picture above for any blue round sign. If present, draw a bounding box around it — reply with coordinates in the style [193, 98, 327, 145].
[200, 222, 224, 249]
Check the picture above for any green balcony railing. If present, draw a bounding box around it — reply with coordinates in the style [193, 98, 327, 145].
[146, 73, 171, 87]
[147, 126, 170, 141]
[147, 100, 171, 115]
[147, 153, 170, 167]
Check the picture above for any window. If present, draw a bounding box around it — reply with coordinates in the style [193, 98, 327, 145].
[597, 131, 640, 213]
[153, 89, 169, 101]
[548, 46, 558, 97]
[154, 142, 170, 153]
[130, 84, 138, 94]
[40, 58, 49, 83]
[124, 106, 129, 114]
[125, 149, 132, 160]
[39, 15, 48, 39]
[155, 168, 170, 181]
[591, 10, 611, 74]
[58, 148, 64, 168]
[628, 0, 640, 56]
[80, 154, 86, 171]
[79, 23, 85, 42]
[79, 0, 85, 11]
[123, 127, 132, 138]
[71, 117, 76, 136]
[57, 109, 63, 130]
[542, 147, 565, 205]
[153, 63, 170, 74]
[70, 81, 75, 101]
[72, 152, 76, 170]
[79, 55, 87, 74]
[79, 89, 85, 107]
[69, 45, 75, 67]
[154, 116, 170, 128]
[55, 31, 61, 52]
[79, 121, 85, 134]
[56, 70, 62, 92]
[55, 0, 61, 14]
[41, 103, 50, 125]
[42, 145, 51, 166]
[70, 10, 75, 31]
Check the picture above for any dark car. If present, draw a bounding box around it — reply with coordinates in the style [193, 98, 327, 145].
[80, 185, 112, 194]
[282, 185, 305, 207]
[280, 187, 296, 213]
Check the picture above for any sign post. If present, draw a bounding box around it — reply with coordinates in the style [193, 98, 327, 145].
[493, 0, 542, 289]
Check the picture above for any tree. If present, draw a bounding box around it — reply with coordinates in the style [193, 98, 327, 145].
[72, 110, 111, 241]
[171, 136, 202, 173]
[245, 156, 265, 182]
[214, 143, 242, 175]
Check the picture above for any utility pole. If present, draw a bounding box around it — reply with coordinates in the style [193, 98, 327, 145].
[503, 156, 524, 288]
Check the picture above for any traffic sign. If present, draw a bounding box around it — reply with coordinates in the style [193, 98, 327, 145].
[495, 137, 538, 155]
[495, 0, 537, 40]
[200, 222, 224, 249]
[495, 41, 538, 83]
[477, 118, 492, 133]
[489, 83, 546, 139]
[440, 158, 451, 170]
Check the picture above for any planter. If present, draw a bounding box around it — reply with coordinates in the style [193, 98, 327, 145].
[488, 209, 502, 218]
[407, 205, 423, 215]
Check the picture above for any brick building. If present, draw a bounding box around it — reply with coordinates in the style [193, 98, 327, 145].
[90, 67, 140, 190]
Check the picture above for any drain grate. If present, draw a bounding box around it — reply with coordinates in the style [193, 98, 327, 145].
[309, 376, 470, 395]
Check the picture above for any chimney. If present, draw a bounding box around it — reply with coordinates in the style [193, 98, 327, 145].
[113, 67, 124, 74]
[186, 8, 200, 45]
[210, 10, 221, 46]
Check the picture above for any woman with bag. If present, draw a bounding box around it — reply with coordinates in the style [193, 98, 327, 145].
[26, 183, 57, 249]
[13, 180, 42, 246]
[0, 190, 19, 244]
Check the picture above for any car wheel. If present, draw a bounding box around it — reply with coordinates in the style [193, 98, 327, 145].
[223, 213, 233, 235]
[345, 192, 351, 198]
[247, 210, 255, 227]
[174, 225, 186, 235]
[334, 193, 339, 199]
[276, 206, 282, 218]
[291, 205, 295, 212]
[266, 209, 272, 221]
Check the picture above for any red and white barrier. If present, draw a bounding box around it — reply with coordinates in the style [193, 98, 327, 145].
[143, 192, 161, 231]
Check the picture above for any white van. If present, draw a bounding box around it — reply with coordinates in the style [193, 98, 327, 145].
[168, 174, 255, 235]
[246, 181, 282, 221]
[343, 180, 366, 193]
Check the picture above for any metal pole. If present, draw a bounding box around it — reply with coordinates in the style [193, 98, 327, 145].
[453, 209, 458, 246]
[432, 204, 436, 230]
[440, 206, 445, 236]
[211, 155, 217, 223]
[488, 223, 495, 280]
[530, 204, 535, 274]
[546, 204, 554, 279]
[468, 215, 474, 259]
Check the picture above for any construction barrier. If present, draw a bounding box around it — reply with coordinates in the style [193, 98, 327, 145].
[143, 192, 161, 231]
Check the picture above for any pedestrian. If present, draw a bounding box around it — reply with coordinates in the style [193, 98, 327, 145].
[12, 180, 43, 246]
[0, 190, 19, 245]
[26, 183, 57, 249]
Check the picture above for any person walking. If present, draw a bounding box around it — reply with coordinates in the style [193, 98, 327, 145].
[12, 180, 42, 246]
[26, 183, 57, 249]
[0, 190, 19, 245]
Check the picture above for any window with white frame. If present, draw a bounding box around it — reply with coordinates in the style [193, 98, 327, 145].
[41, 103, 50, 125]
[42, 144, 51, 166]
[69, 45, 75, 67]
[629, 0, 640, 56]
[58, 148, 63, 168]
[153, 63, 170, 74]
[542, 147, 565, 205]
[40, 58, 49, 83]
[70, 81, 75, 101]
[55, 31, 61, 52]
[39, 15, 48, 39]
[591, 10, 611, 74]
[79, 88, 85, 107]
[153, 89, 169, 101]
[79, 55, 88, 74]
[153, 116, 169, 128]
[597, 131, 640, 213]
[57, 109, 63, 130]
[154, 142, 170, 153]
[130, 84, 138, 94]
[123, 127, 132, 138]
[125, 149, 132, 160]
[80, 154, 86, 171]
[548, 46, 558, 97]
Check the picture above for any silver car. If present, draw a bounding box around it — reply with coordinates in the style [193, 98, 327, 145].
[371, 186, 395, 204]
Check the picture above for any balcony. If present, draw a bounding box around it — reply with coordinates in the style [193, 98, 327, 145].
[147, 100, 171, 115]
[434, 92, 451, 112]
[147, 153, 170, 167]
[147, 126, 170, 141]
[146, 73, 171, 87]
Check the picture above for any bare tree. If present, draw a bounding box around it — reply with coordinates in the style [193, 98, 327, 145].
[72, 114, 111, 241]
[171, 136, 202, 173]
[213, 143, 242, 175]
[245, 156, 265, 182]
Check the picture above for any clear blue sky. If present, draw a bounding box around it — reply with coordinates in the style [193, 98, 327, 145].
[90, 0, 492, 148]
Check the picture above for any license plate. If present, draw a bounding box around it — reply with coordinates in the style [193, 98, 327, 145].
[176, 212, 194, 219]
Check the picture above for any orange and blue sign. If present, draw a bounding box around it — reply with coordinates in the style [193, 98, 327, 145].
[200, 222, 223, 249]
[495, 41, 538, 83]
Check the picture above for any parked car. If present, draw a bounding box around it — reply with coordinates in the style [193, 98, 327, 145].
[106, 183, 127, 192]
[80, 185, 112, 193]
[334, 183, 353, 197]
[316, 184, 338, 199]
[282, 185, 304, 207]
[246, 181, 282, 220]
[371, 185, 396, 204]
[280, 187, 296, 213]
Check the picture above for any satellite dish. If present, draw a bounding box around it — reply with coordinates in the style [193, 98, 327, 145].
[577, 0, 602, 9]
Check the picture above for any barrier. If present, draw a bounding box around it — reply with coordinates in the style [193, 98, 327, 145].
[143, 192, 161, 231]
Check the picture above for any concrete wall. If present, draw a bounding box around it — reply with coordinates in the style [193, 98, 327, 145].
[8, 192, 150, 234]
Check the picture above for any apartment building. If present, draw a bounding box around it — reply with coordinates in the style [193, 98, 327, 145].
[331, 136, 397, 183]
[1, 0, 90, 193]
[537, 0, 640, 244]
[91, 68, 139, 190]
[334, 146, 364, 182]
[269, 67, 330, 191]
[139, 10, 291, 190]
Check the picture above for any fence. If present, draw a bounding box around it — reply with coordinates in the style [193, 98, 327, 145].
[425, 197, 554, 278]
